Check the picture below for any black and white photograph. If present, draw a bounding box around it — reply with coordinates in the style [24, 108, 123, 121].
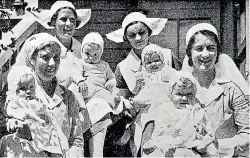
[0, 0, 249, 157]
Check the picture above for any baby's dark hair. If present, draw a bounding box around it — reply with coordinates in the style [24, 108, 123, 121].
[143, 51, 163, 65]
[144, 50, 158, 59]
[48, 7, 80, 28]
[123, 21, 152, 42]
[186, 30, 221, 66]
[171, 77, 196, 94]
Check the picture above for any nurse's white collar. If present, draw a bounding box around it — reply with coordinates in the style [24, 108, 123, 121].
[127, 49, 142, 72]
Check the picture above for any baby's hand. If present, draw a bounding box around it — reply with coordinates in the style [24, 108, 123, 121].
[206, 143, 218, 156]
[196, 132, 215, 151]
[77, 81, 88, 97]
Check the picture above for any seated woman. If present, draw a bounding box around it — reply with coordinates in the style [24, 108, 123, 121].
[182, 23, 249, 157]
[0, 33, 83, 157]
[5, 65, 71, 156]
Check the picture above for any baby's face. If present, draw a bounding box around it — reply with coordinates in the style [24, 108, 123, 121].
[16, 74, 36, 99]
[82, 43, 102, 64]
[144, 52, 164, 73]
[171, 86, 195, 109]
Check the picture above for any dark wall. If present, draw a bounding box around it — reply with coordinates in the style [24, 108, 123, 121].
[38, 0, 236, 71]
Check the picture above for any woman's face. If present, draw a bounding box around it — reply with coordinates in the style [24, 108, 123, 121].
[125, 22, 149, 50]
[55, 8, 77, 39]
[191, 33, 218, 71]
[32, 44, 61, 81]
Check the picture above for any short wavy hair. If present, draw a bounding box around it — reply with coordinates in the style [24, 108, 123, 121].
[186, 30, 221, 66]
[48, 7, 80, 28]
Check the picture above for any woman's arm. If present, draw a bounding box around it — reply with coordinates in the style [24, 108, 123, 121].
[217, 82, 249, 156]
[114, 64, 134, 99]
[70, 58, 85, 84]
[104, 61, 116, 92]
[67, 91, 84, 157]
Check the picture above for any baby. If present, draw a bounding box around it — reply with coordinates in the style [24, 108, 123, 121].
[141, 73, 218, 157]
[5, 66, 69, 156]
[132, 44, 176, 106]
[79, 32, 119, 109]
[141, 44, 175, 83]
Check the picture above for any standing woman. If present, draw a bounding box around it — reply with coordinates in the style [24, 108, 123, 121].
[182, 23, 249, 157]
[105, 12, 171, 157]
[0, 33, 84, 157]
[42, 0, 91, 90]
[107, 12, 170, 99]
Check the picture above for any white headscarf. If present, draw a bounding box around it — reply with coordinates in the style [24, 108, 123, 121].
[32, 1, 91, 30]
[15, 33, 61, 68]
[185, 23, 218, 45]
[106, 12, 168, 43]
[182, 23, 249, 95]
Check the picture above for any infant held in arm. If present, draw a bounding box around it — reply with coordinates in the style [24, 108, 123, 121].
[141, 76, 218, 157]
[5, 67, 68, 154]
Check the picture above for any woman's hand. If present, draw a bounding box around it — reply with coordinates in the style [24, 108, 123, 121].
[135, 72, 145, 89]
[196, 132, 215, 151]
[6, 118, 25, 133]
[105, 82, 114, 93]
[77, 81, 88, 97]
[133, 72, 145, 94]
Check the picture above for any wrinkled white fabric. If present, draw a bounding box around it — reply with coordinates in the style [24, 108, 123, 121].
[15, 33, 60, 67]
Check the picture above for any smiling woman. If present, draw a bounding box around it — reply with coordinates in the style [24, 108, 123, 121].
[182, 23, 249, 157]
[0, 33, 84, 157]
[45, 1, 91, 89]
[54, 9, 77, 44]
[44, 1, 113, 157]
[185, 29, 220, 72]
[32, 44, 61, 82]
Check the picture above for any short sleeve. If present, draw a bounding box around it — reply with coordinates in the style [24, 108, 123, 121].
[229, 82, 249, 134]
[217, 82, 249, 157]
[115, 64, 128, 89]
